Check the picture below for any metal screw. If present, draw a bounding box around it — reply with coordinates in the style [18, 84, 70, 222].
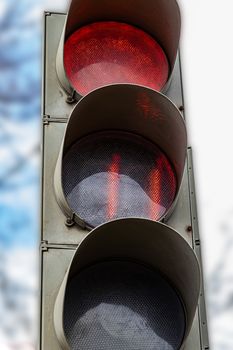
[66, 96, 75, 104]
[65, 217, 75, 227]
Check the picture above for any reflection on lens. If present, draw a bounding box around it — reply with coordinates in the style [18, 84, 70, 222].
[62, 132, 176, 227]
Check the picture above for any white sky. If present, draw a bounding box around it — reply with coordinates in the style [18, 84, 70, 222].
[178, 1, 233, 348]
[179, 0, 233, 278]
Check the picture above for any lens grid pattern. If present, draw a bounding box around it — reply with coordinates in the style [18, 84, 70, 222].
[62, 132, 177, 228]
[64, 261, 185, 350]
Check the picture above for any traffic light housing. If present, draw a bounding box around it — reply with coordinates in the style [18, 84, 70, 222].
[40, 1, 209, 349]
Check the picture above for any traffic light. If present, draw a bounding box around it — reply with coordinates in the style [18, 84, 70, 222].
[40, 0, 209, 349]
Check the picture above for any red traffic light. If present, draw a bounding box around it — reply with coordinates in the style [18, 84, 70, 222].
[40, 1, 210, 349]
[64, 21, 169, 95]
[56, 0, 181, 100]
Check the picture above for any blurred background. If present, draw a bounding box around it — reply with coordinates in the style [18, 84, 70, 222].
[0, 0, 232, 349]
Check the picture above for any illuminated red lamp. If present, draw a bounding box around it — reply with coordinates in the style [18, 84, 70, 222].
[64, 21, 169, 96]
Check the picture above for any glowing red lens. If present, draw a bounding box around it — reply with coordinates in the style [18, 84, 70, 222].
[64, 22, 169, 96]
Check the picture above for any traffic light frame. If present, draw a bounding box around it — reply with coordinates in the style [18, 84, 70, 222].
[40, 5, 209, 350]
